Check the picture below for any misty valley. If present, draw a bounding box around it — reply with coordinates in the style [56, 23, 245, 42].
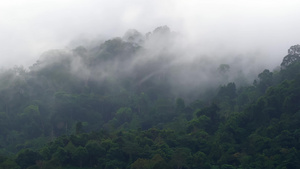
[0, 26, 300, 169]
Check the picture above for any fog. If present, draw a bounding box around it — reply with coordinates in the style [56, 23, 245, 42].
[0, 0, 300, 70]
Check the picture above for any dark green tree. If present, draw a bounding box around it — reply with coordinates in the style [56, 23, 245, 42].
[16, 149, 41, 169]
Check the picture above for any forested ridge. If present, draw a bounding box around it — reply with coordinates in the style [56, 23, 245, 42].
[0, 27, 299, 169]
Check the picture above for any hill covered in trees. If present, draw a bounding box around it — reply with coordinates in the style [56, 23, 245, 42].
[0, 27, 299, 169]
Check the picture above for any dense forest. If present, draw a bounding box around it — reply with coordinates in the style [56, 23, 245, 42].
[0, 26, 299, 169]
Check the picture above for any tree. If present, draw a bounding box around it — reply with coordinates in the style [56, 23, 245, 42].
[281, 44, 300, 68]
[16, 149, 41, 169]
[73, 146, 88, 168]
[169, 147, 191, 169]
[19, 105, 43, 138]
[192, 151, 210, 169]
[187, 115, 211, 133]
[85, 140, 105, 167]
[256, 69, 273, 93]
[75, 122, 83, 135]
[175, 98, 185, 114]
[218, 64, 230, 74]
[131, 158, 151, 169]
[0, 159, 20, 169]
[151, 154, 171, 169]
[123, 29, 144, 45]
[153, 25, 171, 35]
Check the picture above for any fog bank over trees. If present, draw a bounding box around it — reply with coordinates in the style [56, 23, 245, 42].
[1, 0, 299, 68]
[24, 26, 273, 101]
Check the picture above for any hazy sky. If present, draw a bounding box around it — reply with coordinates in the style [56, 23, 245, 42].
[0, 0, 299, 68]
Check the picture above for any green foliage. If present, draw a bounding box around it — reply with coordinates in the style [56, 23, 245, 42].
[16, 149, 41, 169]
[131, 158, 151, 169]
[281, 44, 300, 68]
[0, 35, 300, 169]
[73, 146, 88, 167]
[0, 158, 20, 169]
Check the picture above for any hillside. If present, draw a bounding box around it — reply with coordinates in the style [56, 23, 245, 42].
[0, 27, 299, 169]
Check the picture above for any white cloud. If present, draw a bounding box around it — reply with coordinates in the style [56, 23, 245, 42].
[0, 0, 299, 68]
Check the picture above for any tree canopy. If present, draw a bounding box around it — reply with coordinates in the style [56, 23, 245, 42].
[0, 28, 299, 169]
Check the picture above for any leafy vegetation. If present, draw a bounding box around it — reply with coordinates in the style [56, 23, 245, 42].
[0, 27, 299, 168]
